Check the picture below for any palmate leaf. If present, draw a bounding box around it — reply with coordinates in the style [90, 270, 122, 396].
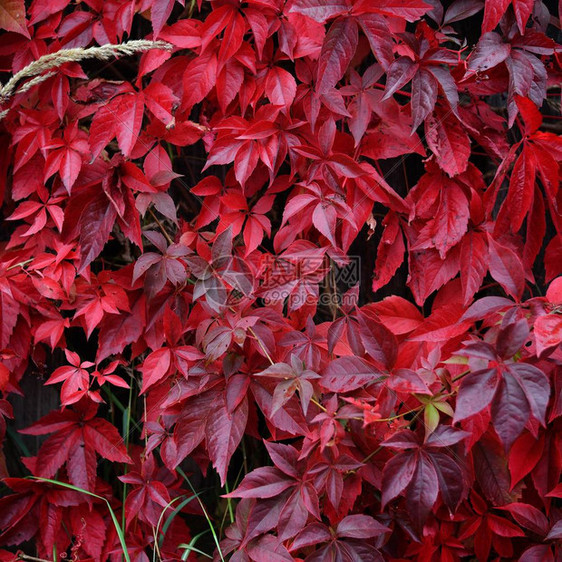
[20, 403, 131, 493]
[30, 477, 130, 562]
[455, 359, 549, 451]
[381, 428, 469, 529]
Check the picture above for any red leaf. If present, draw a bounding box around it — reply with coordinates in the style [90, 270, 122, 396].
[316, 17, 358, 94]
[491, 372, 530, 451]
[499, 503, 549, 536]
[336, 515, 389, 538]
[206, 395, 248, 486]
[519, 545, 554, 561]
[509, 432, 544, 488]
[383, 57, 418, 100]
[482, 0, 511, 33]
[372, 212, 405, 292]
[443, 0, 485, 24]
[151, 0, 176, 38]
[116, 93, 144, 157]
[486, 512, 526, 537]
[358, 313, 397, 368]
[381, 452, 417, 508]
[89, 101, 118, 160]
[534, 315, 562, 356]
[288, 0, 350, 22]
[460, 231, 488, 305]
[507, 363, 549, 426]
[411, 68, 438, 131]
[72, 505, 106, 559]
[512, 0, 534, 35]
[312, 202, 337, 246]
[246, 535, 294, 562]
[430, 451, 468, 511]
[468, 32, 511, 71]
[473, 435, 516, 506]
[425, 426, 470, 447]
[414, 180, 470, 258]
[321, 356, 384, 393]
[265, 67, 297, 107]
[140, 348, 172, 393]
[356, 14, 394, 69]
[366, 296, 423, 335]
[503, 146, 536, 232]
[487, 236, 525, 300]
[406, 452, 439, 530]
[227, 467, 294, 498]
[545, 238, 562, 283]
[353, 0, 432, 20]
[546, 520, 562, 540]
[97, 297, 145, 362]
[83, 418, 131, 463]
[143, 82, 178, 126]
[0, 0, 29, 37]
[425, 110, 471, 177]
[387, 368, 431, 395]
[76, 191, 118, 273]
[182, 50, 218, 110]
[408, 246, 461, 306]
[454, 369, 498, 423]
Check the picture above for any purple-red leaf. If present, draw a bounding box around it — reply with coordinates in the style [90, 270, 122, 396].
[316, 17, 358, 94]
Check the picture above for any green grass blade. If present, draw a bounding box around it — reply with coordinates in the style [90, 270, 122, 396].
[158, 493, 204, 547]
[178, 531, 213, 560]
[176, 467, 225, 562]
[29, 477, 131, 562]
[179, 544, 213, 560]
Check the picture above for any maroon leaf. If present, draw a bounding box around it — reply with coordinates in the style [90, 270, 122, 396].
[207, 395, 248, 486]
[227, 467, 293, 499]
[460, 231, 488, 304]
[411, 68, 438, 132]
[507, 363, 549, 426]
[288, 0, 350, 22]
[487, 236, 525, 300]
[76, 192, 118, 273]
[500, 503, 549, 536]
[491, 372, 530, 451]
[503, 146, 536, 232]
[473, 435, 516, 506]
[406, 452, 439, 530]
[321, 356, 384, 393]
[316, 18, 358, 94]
[455, 368, 498, 422]
[381, 452, 417, 508]
[425, 110, 471, 177]
[430, 451, 467, 512]
[546, 520, 562, 540]
[468, 32, 511, 71]
[336, 515, 389, 538]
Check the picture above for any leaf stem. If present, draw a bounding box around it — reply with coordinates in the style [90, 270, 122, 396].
[248, 326, 275, 365]
[310, 396, 327, 412]
[17, 554, 53, 562]
[148, 208, 174, 245]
